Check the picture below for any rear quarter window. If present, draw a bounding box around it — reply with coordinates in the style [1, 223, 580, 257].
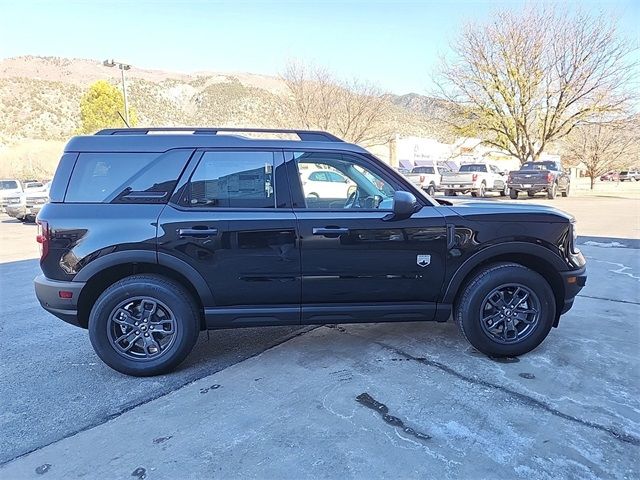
[65, 150, 192, 203]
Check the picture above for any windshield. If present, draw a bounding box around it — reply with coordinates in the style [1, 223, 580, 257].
[459, 164, 486, 172]
[25, 182, 44, 189]
[0, 181, 19, 190]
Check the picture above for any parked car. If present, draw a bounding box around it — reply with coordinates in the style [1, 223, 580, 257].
[508, 161, 570, 199]
[600, 171, 619, 181]
[0, 179, 23, 213]
[619, 170, 640, 182]
[34, 127, 586, 376]
[24, 181, 45, 191]
[6, 181, 51, 222]
[403, 164, 452, 196]
[300, 168, 353, 199]
[440, 163, 508, 197]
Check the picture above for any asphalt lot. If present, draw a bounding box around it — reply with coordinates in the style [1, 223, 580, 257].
[0, 194, 638, 479]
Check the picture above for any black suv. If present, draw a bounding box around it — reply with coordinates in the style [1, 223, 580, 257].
[34, 128, 586, 376]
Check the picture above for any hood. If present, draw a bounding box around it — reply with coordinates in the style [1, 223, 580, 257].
[445, 199, 574, 222]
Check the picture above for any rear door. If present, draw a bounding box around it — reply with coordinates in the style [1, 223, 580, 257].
[157, 149, 301, 327]
[286, 150, 447, 324]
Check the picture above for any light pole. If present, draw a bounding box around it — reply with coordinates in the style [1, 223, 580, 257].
[103, 59, 131, 126]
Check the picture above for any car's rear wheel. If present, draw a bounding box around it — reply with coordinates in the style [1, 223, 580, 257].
[547, 183, 557, 199]
[561, 184, 570, 197]
[509, 189, 518, 199]
[500, 184, 508, 196]
[89, 274, 200, 376]
[455, 263, 555, 357]
[425, 184, 436, 196]
[471, 183, 486, 198]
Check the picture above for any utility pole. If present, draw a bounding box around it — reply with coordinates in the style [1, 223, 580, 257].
[103, 59, 131, 126]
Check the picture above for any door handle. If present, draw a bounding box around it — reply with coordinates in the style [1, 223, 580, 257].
[178, 227, 218, 238]
[312, 227, 350, 236]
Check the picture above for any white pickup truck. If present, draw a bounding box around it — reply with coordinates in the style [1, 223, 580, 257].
[440, 163, 508, 197]
[403, 164, 452, 196]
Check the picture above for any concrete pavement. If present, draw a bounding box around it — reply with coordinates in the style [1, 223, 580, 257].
[1, 241, 638, 479]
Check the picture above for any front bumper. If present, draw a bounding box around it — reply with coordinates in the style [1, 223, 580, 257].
[34, 274, 86, 328]
[558, 265, 587, 316]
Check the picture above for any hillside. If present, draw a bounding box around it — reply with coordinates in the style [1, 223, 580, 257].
[0, 56, 451, 178]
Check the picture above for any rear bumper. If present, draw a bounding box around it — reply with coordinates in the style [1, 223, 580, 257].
[34, 274, 85, 328]
[558, 265, 587, 316]
[508, 183, 550, 191]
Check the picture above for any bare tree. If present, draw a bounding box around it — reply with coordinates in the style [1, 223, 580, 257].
[281, 61, 394, 146]
[436, 7, 637, 164]
[563, 117, 639, 189]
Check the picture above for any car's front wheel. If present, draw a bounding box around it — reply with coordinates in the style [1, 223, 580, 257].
[89, 274, 200, 376]
[455, 263, 555, 357]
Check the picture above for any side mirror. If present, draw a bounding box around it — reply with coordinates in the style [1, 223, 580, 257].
[388, 191, 418, 220]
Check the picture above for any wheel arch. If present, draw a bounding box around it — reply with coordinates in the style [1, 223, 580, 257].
[75, 253, 212, 330]
[443, 243, 566, 326]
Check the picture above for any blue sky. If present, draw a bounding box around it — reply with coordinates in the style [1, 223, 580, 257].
[0, 0, 637, 94]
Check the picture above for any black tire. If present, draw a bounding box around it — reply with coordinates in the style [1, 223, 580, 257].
[477, 182, 486, 197]
[547, 183, 557, 199]
[446, 190, 457, 196]
[561, 184, 570, 197]
[509, 189, 518, 199]
[425, 184, 436, 196]
[455, 263, 556, 357]
[89, 274, 200, 376]
[527, 191, 535, 198]
[499, 184, 507, 197]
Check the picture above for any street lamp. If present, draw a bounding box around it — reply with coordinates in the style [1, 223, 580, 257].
[103, 59, 131, 126]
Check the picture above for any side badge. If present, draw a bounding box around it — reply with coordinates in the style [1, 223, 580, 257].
[417, 255, 431, 267]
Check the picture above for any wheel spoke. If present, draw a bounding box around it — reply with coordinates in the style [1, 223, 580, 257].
[503, 320, 518, 341]
[112, 308, 135, 326]
[482, 311, 503, 327]
[509, 288, 529, 309]
[150, 318, 175, 335]
[488, 291, 506, 309]
[122, 334, 142, 352]
[141, 335, 162, 356]
[515, 308, 538, 324]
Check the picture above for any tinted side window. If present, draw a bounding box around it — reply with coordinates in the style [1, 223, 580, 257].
[185, 151, 275, 208]
[65, 150, 192, 203]
[292, 151, 397, 210]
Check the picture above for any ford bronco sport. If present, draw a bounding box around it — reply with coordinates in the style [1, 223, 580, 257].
[34, 128, 586, 376]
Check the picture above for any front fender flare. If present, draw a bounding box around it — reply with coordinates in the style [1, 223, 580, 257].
[442, 241, 568, 304]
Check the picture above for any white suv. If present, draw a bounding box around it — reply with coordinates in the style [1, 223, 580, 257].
[300, 169, 353, 199]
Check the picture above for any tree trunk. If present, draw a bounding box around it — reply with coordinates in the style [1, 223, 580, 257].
[590, 176, 595, 190]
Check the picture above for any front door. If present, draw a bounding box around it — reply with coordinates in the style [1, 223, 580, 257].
[286, 150, 447, 324]
[158, 149, 301, 326]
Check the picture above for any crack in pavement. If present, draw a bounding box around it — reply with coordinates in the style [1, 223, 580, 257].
[375, 341, 640, 447]
[577, 294, 640, 306]
[0, 325, 318, 468]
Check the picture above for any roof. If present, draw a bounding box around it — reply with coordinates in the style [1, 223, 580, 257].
[63, 128, 369, 154]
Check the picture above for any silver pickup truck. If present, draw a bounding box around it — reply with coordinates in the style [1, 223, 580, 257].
[441, 163, 508, 197]
[403, 164, 452, 196]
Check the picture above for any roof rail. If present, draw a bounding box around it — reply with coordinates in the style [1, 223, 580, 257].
[94, 127, 344, 142]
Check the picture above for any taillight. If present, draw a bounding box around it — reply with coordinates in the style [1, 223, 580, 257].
[547, 172, 553, 182]
[472, 173, 478, 182]
[36, 220, 49, 260]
